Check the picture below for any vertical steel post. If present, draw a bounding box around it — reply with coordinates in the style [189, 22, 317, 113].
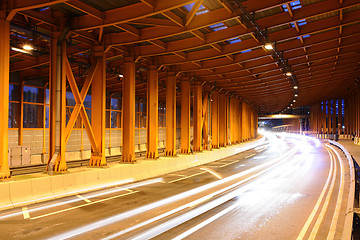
[89, 45, 106, 166]
[180, 78, 190, 153]
[146, 65, 159, 159]
[219, 94, 227, 147]
[165, 71, 176, 156]
[0, 17, 10, 179]
[211, 92, 219, 148]
[122, 57, 136, 162]
[193, 82, 202, 152]
[202, 91, 209, 150]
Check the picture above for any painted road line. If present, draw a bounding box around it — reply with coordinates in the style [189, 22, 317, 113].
[22, 207, 30, 219]
[200, 167, 222, 179]
[296, 145, 334, 240]
[245, 154, 256, 159]
[168, 172, 206, 183]
[219, 160, 239, 168]
[308, 147, 338, 240]
[326, 145, 345, 240]
[31, 191, 138, 220]
[76, 194, 92, 203]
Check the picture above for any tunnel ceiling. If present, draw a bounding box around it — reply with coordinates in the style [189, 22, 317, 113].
[7, 0, 360, 113]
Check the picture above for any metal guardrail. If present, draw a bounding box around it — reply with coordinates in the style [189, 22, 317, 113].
[328, 140, 356, 240]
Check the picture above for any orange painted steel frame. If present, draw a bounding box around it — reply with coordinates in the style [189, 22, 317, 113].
[165, 72, 176, 156]
[146, 65, 159, 159]
[193, 82, 202, 152]
[211, 92, 219, 149]
[122, 57, 136, 162]
[0, 17, 11, 179]
[180, 78, 190, 154]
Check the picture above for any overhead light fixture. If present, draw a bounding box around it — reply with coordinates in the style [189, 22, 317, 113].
[294, 94, 298, 97]
[286, 72, 292, 76]
[23, 44, 34, 51]
[264, 43, 274, 50]
[290, 104, 293, 106]
[117, 74, 124, 78]
[293, 99, 296, 102]
[293, 86, 298, 89]
[11, 47, 29, 54]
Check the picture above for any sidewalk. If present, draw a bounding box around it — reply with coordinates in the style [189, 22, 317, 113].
[337, 139, 360, 165]
[0, 137, 265, 212]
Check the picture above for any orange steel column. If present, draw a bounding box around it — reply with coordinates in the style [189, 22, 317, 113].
[165, 71, 176, 156]
[250, 108, 255, 139]
[219, 94, 227, 147]
[242, 102, 247, 141]
[332, 100, 337, 134]
[211, 92, 219, 148]
[122, 57, 136, 162]
[0, 17, 10, 179]
[327, 101, 331, 133]
[338, 99, 342, 134]
[193, 82, 202, 152]
[238, 100, 242, 142]
[180, 78, 191, 153]
[49, 31, 58, 162]
[202, 91, 209, 150]
[229, 98, 236, 145]
[146, 65, 159, 159]
[89, 46, 106, 166]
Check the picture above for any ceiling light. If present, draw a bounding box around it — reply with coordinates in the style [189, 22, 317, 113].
[264, 43, 274, 50]
[293, 86, 298, 89]
[23, 44, 34, 51]
[294, 94, 298, 97]
[293, 99, 296, 102]
[11, 47, 28, 54]
[117, 74, 123, 78]
[286, 72, 292, 76]
[290, 104, 293, 106]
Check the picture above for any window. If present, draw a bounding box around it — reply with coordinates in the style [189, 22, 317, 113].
[159, 105, 166, 128]
[24, 86, 44, 103]
[23, 104, 43, 128]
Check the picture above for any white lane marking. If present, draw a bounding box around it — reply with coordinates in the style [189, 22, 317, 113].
[326, 144, 345, 240]
[22, 207, 30, 219]
[200, 167, 222, 179]
[76, 194, 92, 203]
[308, 147, 338, 239]
[245, 153, 256, 159]
[168, 172, 206, 183]
[219, 160, 239, 168]
[31, 191, 138, 220]
[296, 145, 334, 240]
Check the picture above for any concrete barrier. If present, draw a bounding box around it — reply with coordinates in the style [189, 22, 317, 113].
[9, 180, 33, 207]
[31, 177, 53, 203]
[50, 175, 66, 198]
[0, 184, 12, 211]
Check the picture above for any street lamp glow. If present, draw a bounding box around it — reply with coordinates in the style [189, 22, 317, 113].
[23, 44, 34, 51]
[264, 43, 274, 50]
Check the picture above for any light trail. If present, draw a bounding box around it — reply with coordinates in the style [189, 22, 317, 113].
[49, 147, 297, 240]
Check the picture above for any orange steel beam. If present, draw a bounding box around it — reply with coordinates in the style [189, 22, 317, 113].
[211, 91, 219, 148]
[180, 78, 191, 154]
[0, 17, 11, 179]
[89, 45, 106, 167]
[193, 81, 202, 152]
[165, 71, 176, 156]
[122, 57, 136, 162]
[71, 0, 196, 30]
[146, 65, 159, 159]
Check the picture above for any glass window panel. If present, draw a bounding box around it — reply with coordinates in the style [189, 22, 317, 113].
[106, 97, 110, 109]
[135, 112, 139, 128]
[9, 84, 20, 101]
[111, 98, 121, 110]
[111, 111, 121, 128]
[23, 104, 43, 128]
[106, 110, 110, 128]
[84, 95, 92, 108]
[8, 102, 19, 128]
[140, 102, 146, 113]
[66, 92, 76, 106]
[45, 106, 49, 128]
[85, 109, 91, 124]
[140, 113, 146, 128]
[135, 102, 139, 113]
[45, 89, 50, 105]
[24, 86, 44, 103]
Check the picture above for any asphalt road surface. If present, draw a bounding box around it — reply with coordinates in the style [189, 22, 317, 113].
[0, 132, 350, 240]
